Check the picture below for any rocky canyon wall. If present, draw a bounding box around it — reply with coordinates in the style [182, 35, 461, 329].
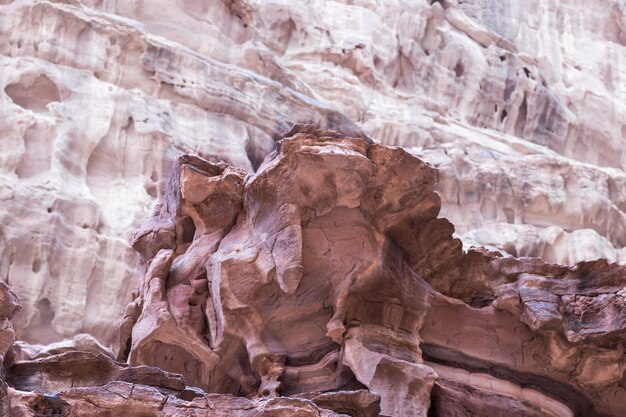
[0, 130, 625, 416]
[1, 0, 626, 347]
[1, 0, 626, 415]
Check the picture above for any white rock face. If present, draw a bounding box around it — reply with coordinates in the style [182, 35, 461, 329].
[0, 0, 625, 345]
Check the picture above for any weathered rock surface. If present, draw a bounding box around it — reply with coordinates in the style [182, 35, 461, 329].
[1, 0, 626, 415]
[4, 352, 364, 417]
[1, 132, 625, 414]
[106, 131, 622, 416]
[0, 282, 20, 380]
[1, 0, 626, 347]
[0, 278, 378, 417]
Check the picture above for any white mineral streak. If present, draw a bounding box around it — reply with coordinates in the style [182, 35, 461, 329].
[0, 0, 625, 346]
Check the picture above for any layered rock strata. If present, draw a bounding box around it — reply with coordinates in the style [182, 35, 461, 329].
[0, 274, 379, 416]
[1, 130, 625, 415]
[106, 129, 623, 417]
[2, 0, 626, 346]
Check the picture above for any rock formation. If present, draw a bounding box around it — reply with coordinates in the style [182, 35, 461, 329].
[1, 130, 625, 415]
[1, 0, 626, 347]
[1, 0, 625, 415]
[115, 129, 626, 416]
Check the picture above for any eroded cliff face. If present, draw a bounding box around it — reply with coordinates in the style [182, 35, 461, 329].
[1, 0, 626, 415]
[2, 130, 625, 416]
[1, 0, 626, 346]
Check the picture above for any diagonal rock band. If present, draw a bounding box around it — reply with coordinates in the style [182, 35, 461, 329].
[2, 127, 625, 416]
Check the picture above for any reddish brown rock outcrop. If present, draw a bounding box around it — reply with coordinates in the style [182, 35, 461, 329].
[115, 127, 626, 416]
[118, 126, 441, 416]
[2, 128, 625, 416]
[0, 279, 370, 416]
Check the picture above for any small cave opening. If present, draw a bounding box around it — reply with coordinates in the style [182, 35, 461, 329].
[37, 298, 54, 326]
[32, 258, 41, 273]
[178, 388, 205, 402]
[180, 216, 196, 243]
[469, 296, 493, 308]
[453, 61, 465, 78]
[121, 336, 132, 361]
[514, 95, 528, 138]
[5, 74, 61, 112]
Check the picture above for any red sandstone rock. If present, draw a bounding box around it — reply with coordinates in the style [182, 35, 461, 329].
[1, 128, 625, 416]
[117, 128, 626, 416]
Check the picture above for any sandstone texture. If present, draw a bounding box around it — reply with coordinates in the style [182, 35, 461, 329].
[1, 0, 626, 346]
[1, 130, 625, 415]
[1, 0, 626, 415]
[111, 130, 620, 417]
